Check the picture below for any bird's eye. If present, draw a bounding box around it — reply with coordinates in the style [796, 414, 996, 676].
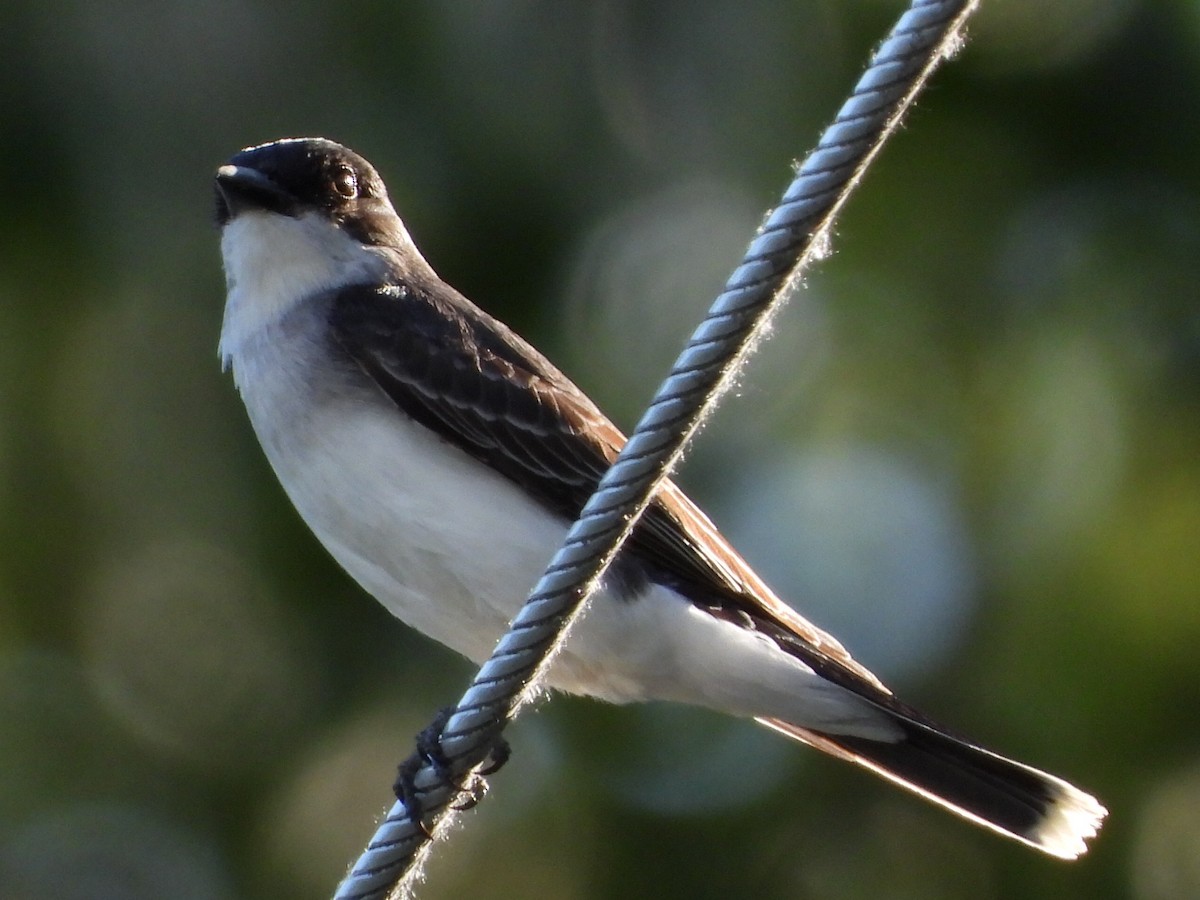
[331, 165, 358, 200]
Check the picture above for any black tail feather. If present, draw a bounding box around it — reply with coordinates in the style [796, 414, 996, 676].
[760, 715, 1105, 858]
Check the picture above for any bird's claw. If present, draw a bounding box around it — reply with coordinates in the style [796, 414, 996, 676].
[392, 708, 513, 832]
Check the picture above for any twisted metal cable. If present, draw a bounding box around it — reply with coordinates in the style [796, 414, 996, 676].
[334, 1, 978, 897]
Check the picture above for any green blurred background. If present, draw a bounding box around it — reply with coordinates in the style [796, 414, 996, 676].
[3, 1, 1199, 898]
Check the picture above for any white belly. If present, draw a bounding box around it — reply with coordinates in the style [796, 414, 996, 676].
[225, 325, 893, 737]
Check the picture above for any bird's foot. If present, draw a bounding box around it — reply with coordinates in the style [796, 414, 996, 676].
[393, 707, 513, 830]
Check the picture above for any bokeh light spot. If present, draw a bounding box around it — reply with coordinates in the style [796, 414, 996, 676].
[720, 445, 976, 680]
[77, 537, 320, 774]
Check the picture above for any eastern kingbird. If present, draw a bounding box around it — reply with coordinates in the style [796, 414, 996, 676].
[215, 137, 1105, 858]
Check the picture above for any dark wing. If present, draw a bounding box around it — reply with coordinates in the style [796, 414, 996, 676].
[331, 285, 1109, 859]
[329, 281, 886, 687]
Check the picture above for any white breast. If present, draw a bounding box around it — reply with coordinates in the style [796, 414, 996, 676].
[218, 216, 893, 737]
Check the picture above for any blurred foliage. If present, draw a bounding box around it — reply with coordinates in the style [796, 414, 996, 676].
[2, 1, 1199, 898]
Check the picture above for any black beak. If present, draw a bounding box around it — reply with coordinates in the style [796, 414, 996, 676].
[215, 164, 297, 224]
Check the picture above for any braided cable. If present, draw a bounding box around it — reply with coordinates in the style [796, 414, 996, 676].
[334, 1, 978, 897]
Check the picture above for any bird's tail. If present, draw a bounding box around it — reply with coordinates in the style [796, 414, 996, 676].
[760, 713, 1106, 859]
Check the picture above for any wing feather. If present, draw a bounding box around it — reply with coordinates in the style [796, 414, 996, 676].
[329, 280, 887, 691]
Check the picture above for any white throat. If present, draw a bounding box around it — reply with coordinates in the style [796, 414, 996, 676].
[218, 211, 388, 368]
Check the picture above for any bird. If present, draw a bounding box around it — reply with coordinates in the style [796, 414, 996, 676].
[214, 136, 1106, 859]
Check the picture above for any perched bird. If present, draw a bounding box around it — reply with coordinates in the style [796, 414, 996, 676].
[215, 137, 1106, 858]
